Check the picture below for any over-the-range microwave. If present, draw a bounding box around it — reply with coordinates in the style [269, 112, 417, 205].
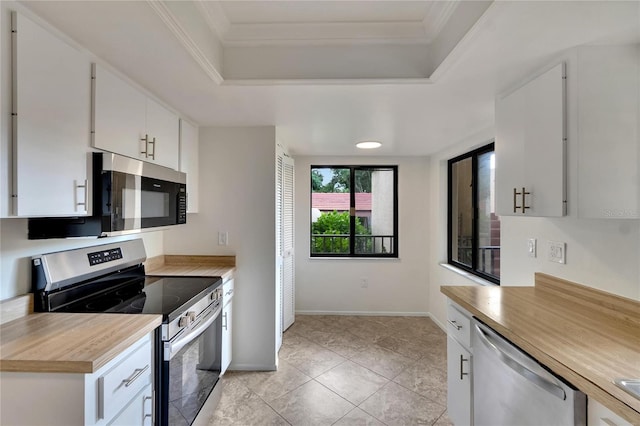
[28, 152, 186, 239]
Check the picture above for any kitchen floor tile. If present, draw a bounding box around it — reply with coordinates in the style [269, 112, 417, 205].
[208, 316, 450, 426]
[279, 335, 347, 378]
[303, 329, 371, 359]
[239, 360, 311, 400]
[207, 373, 288, 425]
[333, 407, 386, 425]
[359, 381, 446, 425]
[350, 344, 416, 379]
[316, 360, 389, 405]
[392, 360, 448, 406]
[268, 380, 354, 425]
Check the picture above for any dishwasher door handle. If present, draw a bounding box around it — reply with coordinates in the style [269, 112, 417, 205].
[474, 323, 566, 400]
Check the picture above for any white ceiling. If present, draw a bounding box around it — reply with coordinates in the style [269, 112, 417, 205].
[19, 1, 640, 157]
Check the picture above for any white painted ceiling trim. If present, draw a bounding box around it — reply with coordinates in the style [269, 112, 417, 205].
[147, 0, 224, 84]
[422, 0, 460, 42]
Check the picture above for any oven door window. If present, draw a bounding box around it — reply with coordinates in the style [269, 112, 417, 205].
[168, 319, 221, 425]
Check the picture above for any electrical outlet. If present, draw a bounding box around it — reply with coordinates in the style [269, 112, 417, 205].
[548, 241, 566, 264]
[360, 278, 368, 288]
[218, 231, 228, 246]
[527, 238, 537, 258]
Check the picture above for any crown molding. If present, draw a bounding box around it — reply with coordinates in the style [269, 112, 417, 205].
[194, 0, 230, 40]
[222, 21, 429, 46]
[221, 77, 433, 86]
[429, 1, 498, 82]
[423, 0, 460, 42]
[146, 0, 224, 85]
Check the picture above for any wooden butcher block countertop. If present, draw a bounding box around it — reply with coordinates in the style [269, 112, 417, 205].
[441, 273, 640, 424]
[0, 313, 161, 374]
[145, 255, 235, 280]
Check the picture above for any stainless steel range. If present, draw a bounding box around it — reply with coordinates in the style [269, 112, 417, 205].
[31, 239, 223, 426]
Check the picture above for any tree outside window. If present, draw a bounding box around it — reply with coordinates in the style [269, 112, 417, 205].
[310, 166, 397, 257]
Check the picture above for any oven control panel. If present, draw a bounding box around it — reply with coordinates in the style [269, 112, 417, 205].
[87, 247, 123, 266]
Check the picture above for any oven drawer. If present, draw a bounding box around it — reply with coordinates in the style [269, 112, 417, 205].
[99, 336, 152, 422]
[447, 301, 472, 348]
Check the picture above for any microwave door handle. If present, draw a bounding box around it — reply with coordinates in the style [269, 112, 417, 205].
[164, 305, 221, 361]
[474, 323, 566, 400]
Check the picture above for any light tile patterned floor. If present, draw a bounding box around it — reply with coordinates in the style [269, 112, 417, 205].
[206, 315, 453, 426]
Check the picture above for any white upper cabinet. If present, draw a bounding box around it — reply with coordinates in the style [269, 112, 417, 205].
[495, 63, 567, 217]
[11, 11, 92, 217]
[92, 64, 179, 170]
[577, 45, 639, 219]
[179, 119, 199, 213]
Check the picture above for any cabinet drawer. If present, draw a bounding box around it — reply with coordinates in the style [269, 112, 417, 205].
[447, 302, 472, 348]
[99, 338, 152, 422]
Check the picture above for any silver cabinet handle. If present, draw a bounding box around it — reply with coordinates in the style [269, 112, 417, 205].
[122, 364, 149, 387]
[141, 134, 155, 159]
[76, 179, 88, 211]
[460, 354, 469, 380]
[148, 136, 156, 160]
[474, 323, 566, 400]
[223, 312, 228, 330]
[448, 319, 462, 330]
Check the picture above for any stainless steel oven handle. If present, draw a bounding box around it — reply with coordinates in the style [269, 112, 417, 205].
[165, 304, 221, 361]
[474, 323, 566, 400]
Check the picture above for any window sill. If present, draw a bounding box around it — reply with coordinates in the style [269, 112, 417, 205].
[439, 263, 498, 287]
[309, 257, 400, 261]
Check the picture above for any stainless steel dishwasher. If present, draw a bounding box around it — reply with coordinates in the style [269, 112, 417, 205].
[472, 319, 587, 425]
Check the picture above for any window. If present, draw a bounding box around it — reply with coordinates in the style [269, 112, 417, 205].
[310, 165, 398, 257]
[448, 143, 500, 283]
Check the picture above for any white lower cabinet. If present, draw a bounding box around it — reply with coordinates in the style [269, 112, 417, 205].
[0, 333, 154, 426]
[446, 301, 473, 426]
[588, 398, 633, 426]
[221, 277, 234, 374]
[108, 383, 153, 426]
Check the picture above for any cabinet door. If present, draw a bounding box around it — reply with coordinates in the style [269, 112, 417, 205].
[12, 12, 91, 217]
[447, 336, 472, 426]
[496, 63, 566, 217]
[108, 383, 153, 426]
[92, 64, 146, 160]
[587, 398, 632, 426]
[221, 300, 233, 374]
[146, 98, 179, 170]
[179, 119, 199, 213]
[577, 45, 639, 219]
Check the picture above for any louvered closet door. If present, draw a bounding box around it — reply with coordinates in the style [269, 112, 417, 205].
[282, 156, 295, 331]
[275, 154, 283, 351]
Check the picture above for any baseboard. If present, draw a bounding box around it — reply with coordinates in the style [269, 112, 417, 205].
[228, 362, 277, 372]
[295, 310, 429, 317]
[427, 313, 447, 332]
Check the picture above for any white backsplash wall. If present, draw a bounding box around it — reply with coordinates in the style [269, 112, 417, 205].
[500, 216, 640, 298]
[0, 218, 164, 300]
[162, 126, 279, 371]
[295, 155, 430, 316]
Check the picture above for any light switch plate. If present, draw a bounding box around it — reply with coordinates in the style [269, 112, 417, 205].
[527, 238, 537, 258]
[548, 241, 566, 264]
[218, 231, 228, 246]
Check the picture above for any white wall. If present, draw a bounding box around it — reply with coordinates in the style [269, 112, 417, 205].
[295, 155, 430, 316]
[0, 219, 164, 299]
[163, 126, 278, 371]
[427, 70, 640, 329]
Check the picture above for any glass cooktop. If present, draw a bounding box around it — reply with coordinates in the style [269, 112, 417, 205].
[54, 275, 221, 321]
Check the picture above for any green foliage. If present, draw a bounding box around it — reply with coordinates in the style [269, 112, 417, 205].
[311, 169, 324, 192]
[311, 167, 372, 193]
[311, 211, 370, 253]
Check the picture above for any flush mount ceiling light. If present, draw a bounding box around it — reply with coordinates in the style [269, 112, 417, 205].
[356, 141, 382, 149]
